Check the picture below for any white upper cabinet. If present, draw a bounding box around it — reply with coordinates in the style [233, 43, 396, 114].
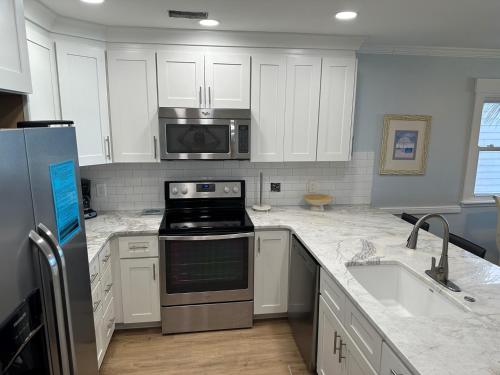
[317, 56, 357, 161]
[107, 50, 159, 162]
[283, 56, 321, 162]
[0, 0, 31, 93]
[56, 41, 111, 166]
[157, 52, 204, 108]
[250, 55, 286, 162]
[26, 25, 60, 121]
[205, 54, 250, 109]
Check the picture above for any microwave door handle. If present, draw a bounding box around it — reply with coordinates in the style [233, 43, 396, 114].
[36, 223, 77, 374]
[29, 231, 71, 375]
[229, 120, 237, 158]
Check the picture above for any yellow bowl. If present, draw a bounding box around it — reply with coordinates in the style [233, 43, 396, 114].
[304, 194, 334, 211]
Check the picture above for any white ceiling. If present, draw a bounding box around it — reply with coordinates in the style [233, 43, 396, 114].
[38, 0, 500, 49]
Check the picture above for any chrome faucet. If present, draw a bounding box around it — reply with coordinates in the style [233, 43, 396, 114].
[406, 213, 461, 292]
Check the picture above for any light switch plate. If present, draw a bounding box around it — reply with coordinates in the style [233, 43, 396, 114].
[307, 181, 319, 193]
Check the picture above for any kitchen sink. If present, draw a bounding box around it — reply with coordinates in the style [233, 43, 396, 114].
[346, 262, 467, 317]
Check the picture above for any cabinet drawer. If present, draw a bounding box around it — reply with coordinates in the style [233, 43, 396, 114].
[119, 236, 158, 258]
[345, 299, 382, 372]
[89, 256, 100, 286]
[92, 280, 103, 315]
[101, 263, 113, 310]
[320, 269, 346, 321]
[99, 242, 112, 269]
[380, 343, 413, 375]
[101, 297, 115, 348]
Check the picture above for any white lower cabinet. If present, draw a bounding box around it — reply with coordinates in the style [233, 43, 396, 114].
[317, 296, 376, 375]
[120, 257, 160, 323]
[380, 343, 412, 375]
[254, 230, 290, 315]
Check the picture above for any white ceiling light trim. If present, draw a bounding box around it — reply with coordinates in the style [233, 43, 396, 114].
[335, 11, 357, 20]
[199, 19, 220, 27]
[80, 0, 105, 4]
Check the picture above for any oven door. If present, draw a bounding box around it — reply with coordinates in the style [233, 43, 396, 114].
[159, 233, 254, 306]
[159, 118, 250, 160]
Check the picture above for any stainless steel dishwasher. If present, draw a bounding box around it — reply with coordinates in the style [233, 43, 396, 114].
[288, 234, 320, 372]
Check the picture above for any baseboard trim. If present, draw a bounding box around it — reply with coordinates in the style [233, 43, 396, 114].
[378, 205, 462, 214]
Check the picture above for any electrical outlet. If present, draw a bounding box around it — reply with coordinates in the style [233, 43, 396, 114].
[307, 181, 319, 193]
[270, 182, 281, 192]
[96, 183, 107, 197]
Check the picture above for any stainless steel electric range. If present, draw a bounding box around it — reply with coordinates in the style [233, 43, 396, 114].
[158, 180, 254, 334]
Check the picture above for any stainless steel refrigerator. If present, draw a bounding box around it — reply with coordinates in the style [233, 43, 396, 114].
[0, 127, 98, 374]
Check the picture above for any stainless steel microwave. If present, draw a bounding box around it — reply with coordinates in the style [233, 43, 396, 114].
[159, 108, 250, 160]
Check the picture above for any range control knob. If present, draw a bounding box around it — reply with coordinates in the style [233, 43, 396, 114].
[224, 186, 230, 193]
[232, 186, 240, 193]
[181, 186, 188, 195]
[171, 187, 178, 195]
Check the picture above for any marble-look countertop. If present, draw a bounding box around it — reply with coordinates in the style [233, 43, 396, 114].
[84, 206, 500, 375]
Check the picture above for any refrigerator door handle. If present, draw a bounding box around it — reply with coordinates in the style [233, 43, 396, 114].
[29, 230, 72, 375]
[37, 223, 77, 374]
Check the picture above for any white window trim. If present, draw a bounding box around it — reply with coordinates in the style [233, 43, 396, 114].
[462, 79, 500, 206]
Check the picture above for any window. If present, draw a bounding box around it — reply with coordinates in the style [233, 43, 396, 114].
[463, 79, 500, 203]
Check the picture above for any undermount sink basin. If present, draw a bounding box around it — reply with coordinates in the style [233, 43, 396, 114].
[346, 262, 467, 317]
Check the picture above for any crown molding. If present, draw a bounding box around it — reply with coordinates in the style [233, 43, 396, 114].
[359, 44, 500, 59]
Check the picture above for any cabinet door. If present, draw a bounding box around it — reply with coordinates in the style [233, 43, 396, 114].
[26, 26, 60, 120]
[157, 52, 204, 108]
[56, 42, 111, 166]
[380, 343, 412, 375]
[317, 296, 344, 375]
[254, 231, 290, 314]
[345, 335, 378, 375]
[120, 258, 160, 323]
[205, 54, 250, 109]
[108, 50, 159, 162]
[0, 0, 31, 93]
[283, 56, 321, 161]
[317, 57, 357, 161]
[250, 55, 286, 162]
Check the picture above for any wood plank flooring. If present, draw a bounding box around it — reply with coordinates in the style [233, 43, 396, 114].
[100, 319, 310, 375]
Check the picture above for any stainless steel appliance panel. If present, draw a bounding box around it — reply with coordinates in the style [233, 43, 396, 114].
[288, 235, 319, 372]
[161, 301, 253, 334]
[160, 234, 254, 306]
[23, 127, 99, 375]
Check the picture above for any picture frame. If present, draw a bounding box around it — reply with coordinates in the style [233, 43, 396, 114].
[379, 114, 432, 175]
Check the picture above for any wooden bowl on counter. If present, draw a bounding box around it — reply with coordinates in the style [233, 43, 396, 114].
[304, 194, 334, 211]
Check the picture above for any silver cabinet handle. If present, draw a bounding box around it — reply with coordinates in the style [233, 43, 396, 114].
[257, 237, 261, 255]
[333, 331, 340, 354]
[129, 244, 149, 250]
[153, 263, 156, 281]
[199, 86, 203, 107]
[104, 283, 113, 293]
[93, 300, 101, 312]
[208, 86, 212, 107]
[390, 370, 403, 375]
[105, 136, 111, 159]
[338, 339, 346, 363]
[153, 136, 158, 159]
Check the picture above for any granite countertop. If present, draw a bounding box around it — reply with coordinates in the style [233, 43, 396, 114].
[84, 206, 500, 375]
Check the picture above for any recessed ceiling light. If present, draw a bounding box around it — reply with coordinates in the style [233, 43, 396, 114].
[80, 0, 105, 3]
[199, 19, 220, 27]
[335, 11, 357, 20]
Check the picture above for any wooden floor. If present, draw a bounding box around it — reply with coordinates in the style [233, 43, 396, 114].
[100, 319, 310, 375]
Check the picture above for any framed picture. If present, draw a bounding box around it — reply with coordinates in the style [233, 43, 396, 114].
[379, 115, 431, 175]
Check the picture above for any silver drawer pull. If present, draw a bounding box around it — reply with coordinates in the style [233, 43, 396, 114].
[338, 339, 346, 363]
[128, 243, 149, 250]
[333, 331, 340, 354]
[102, 254, 111, 263]
[390, 370, 403, 375]
[104, 283, 113, 293]
[90, 273, 98, 283]
[93, 300, 101, 312]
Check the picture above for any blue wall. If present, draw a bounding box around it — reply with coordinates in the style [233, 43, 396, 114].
[352, 54, 500, 262]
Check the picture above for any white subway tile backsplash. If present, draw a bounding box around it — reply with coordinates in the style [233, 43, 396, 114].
[81, 152, 374, 211]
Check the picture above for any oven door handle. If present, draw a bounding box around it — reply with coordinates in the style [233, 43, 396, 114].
[160, 232, 254, 241]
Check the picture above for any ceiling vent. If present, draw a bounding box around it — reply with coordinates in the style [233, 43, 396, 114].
[168, 10, 208, 20]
